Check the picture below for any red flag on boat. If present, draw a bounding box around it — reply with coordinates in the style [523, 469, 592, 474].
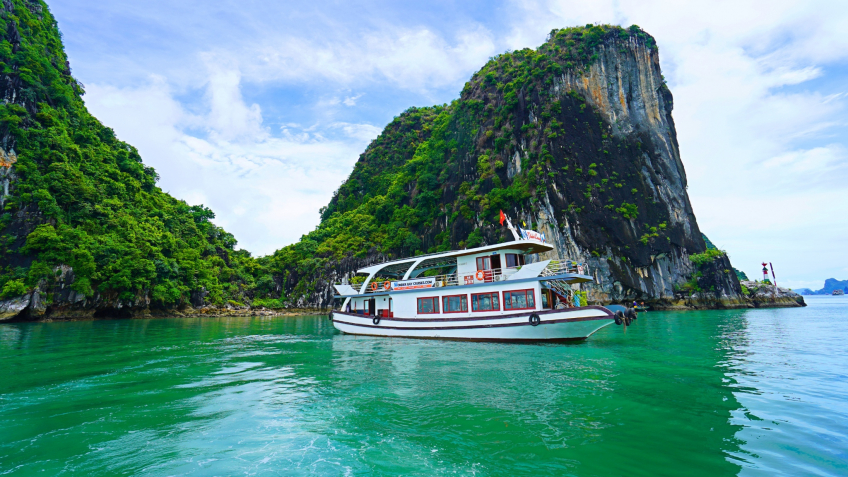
[499, 210, 506, 226]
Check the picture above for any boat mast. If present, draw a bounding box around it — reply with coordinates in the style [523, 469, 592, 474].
[503, 215, 520, 241]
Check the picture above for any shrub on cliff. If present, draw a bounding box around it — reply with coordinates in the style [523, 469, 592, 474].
[689, 248, 725, 267]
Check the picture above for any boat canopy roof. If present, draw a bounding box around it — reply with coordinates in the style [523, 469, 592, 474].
[357, 240, 554, 278]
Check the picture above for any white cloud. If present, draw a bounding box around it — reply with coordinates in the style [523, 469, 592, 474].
[235, 24, 497, 92]
[200, 57, 265, 141]
[331, 122, 383, 142]
[85, 74, 379, 256]
[343, 94, 363, 107]
[762, 145, 845, 176]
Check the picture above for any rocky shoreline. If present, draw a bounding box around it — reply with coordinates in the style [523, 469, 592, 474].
[0, 286, 804, 324]
[612, 281, 806, 311]
[0, 258, 803, 323]
[0, 299, 328, 323]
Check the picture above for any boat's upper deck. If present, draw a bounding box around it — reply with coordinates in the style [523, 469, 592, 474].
[358, 240, 553, 276]
[334, 239, 591, 297]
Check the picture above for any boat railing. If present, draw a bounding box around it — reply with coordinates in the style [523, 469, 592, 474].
[431, 273, 460, 288]
[339, 261, 589, 294]
[541, 260, 589, 277]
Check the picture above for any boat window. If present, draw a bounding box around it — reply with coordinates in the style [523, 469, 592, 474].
[442, 294, 468, 313]
[503, 289, 536, 310]
[471, 292, 500, 312]
[476, 257, 491, 270]
[505, 254, 526, 268]
[417, 297, 439, 314]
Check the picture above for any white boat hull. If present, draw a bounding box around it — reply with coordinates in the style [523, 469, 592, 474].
[330, 306, 615, 341]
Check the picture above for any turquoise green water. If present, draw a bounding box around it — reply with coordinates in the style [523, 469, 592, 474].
[1, 297, 846, 476]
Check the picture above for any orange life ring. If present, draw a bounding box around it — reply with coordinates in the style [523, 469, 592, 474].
[384, 281, 391, 290]
[370, 282, 378, 291]
[476, 270, 485, 281]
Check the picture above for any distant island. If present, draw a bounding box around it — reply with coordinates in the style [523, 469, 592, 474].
[794, 279, 848, 295]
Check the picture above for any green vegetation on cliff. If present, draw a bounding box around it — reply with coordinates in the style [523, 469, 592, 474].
[261, 23, 695, 307]
[702, 233, 748, 281]
[0, 3, 712, 314]
[0, 0, 258, 308]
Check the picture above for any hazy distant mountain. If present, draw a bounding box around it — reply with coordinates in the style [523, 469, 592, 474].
[797, 279, 848, 295]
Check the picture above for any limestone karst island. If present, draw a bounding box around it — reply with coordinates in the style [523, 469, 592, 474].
[1, 1, 844, 476]
[0, 10, 802, 321]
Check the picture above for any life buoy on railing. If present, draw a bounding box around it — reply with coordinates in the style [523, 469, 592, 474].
[476, 270, 485, 281]
[370, 282, 378, 291]
[384, 281, 391, 290]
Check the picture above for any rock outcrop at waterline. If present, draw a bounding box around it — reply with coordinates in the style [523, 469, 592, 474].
[738, 281, 806, 308]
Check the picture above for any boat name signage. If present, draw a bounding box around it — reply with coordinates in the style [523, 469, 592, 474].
[520, 228, 546, 243]
[391, 277, 436, 290]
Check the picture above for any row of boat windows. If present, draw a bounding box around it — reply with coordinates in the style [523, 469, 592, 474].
[416, 289, 536, 314]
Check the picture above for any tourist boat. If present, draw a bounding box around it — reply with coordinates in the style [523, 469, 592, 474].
[331, 219, 628, 342]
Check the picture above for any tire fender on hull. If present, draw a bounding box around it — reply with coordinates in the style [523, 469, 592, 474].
[614, 311, 624, 325]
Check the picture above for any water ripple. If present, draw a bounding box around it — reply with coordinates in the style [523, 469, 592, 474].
[0, 299, 846, 475]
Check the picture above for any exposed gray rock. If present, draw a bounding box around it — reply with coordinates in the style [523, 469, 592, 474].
[0, 292, 32, 320]
[521, 37, 741, 308]
[741, 280, 806, 308]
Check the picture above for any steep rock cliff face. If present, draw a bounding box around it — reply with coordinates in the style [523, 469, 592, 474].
[271, 25, 744, 309]
[519, 36, 709, 305]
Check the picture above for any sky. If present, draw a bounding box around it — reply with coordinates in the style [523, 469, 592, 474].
[46, 0, 847, 290]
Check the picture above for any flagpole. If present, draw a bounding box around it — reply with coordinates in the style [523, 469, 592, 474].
[500, 210, 520, 241]
[770, 263, 777, 302]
